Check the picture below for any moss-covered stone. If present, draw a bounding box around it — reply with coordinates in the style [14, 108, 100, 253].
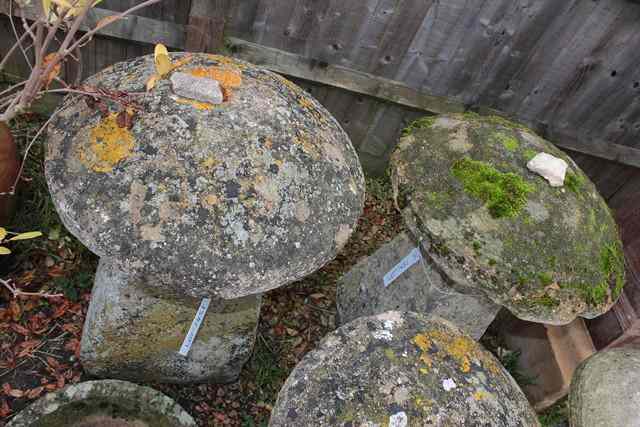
[270, 312, 539, 426]
[390, 114, 625, 325]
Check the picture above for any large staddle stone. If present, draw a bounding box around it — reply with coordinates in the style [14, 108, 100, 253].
[390, 113, 625, 325]
[569, 347, 640, 427]
[7, 380, 196, 427]
[336, 232, 499, 339]
[81, 260, 260, 383]
[270, 312, 539, 426]
[45, 53, 364, 299]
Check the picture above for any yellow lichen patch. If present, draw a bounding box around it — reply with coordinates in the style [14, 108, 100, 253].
[201, 156, 219, 170]
[425, 329, 475, 373]
[80, 113, 135, 173]
[412, 334, 431, 352]
[175, 97, 213, 110]
[473, 390, 489, 401]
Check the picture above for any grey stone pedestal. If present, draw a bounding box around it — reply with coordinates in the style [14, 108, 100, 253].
[81, 260, 261, 384]
[337, 232, 499, 339]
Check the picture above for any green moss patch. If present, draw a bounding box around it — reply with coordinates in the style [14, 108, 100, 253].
[402, 116, 437, 136]
[451, 157, 534, 218]
[601, 241, 626, 299]
[493, 132, 519, 151]
[565, 171, 585, 195]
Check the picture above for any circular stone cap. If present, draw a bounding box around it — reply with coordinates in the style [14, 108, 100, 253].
[7, 380, 195, 427]
[569, 347, 640, 427]
[390, 113, 624, 325]
[269, 311, 539, 426]
[46, 53, 365, 299]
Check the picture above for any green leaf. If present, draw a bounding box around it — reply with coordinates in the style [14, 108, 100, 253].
[9, 231, 43, 241]
[0, 246, 11, 255]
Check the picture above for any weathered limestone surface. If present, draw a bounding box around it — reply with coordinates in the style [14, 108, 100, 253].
[391, 113, 625, 325]
[7, 380, 195, 427]
[46, 53, 365, 299]
[569, 347, 640, 427]
[80, 260, 260, 384]
[336, 232, 499, 339]
[270, 312, 539, 427]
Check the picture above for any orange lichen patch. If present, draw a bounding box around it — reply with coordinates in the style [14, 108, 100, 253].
[293, 132, 321, 158]
[79, 113, 135, 173]
[189, 67, 242, 89]
[207, 55, 248, 71]
[175, 97, 213, 110]
[426, 329, 475, 373]
[204, 194, 219, 206]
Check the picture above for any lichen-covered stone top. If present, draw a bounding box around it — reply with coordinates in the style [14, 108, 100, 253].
[270, 311, 539, 427]
[569, 347, 640, 427]
[7, 379, 196, 427]
[45, 53, 365, 299]
[390, 113, 624, 325]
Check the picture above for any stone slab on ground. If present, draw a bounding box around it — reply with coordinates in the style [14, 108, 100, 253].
[337, 232, 499, 339]
[391, 113, 625, 325]
[270, 311, 539, 427]
[7, 380, 196, 427]
[569, 347, 640, 427]
[46, 53, 365, 300]
[80, 260, 260, 384]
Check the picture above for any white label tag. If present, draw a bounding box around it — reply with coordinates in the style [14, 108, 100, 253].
[383, 247, 422, 288]
[178, 298, 211, 356]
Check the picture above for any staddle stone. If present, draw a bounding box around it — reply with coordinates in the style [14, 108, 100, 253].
[336, 232, 499, 339]
[7, 380, 196, 427]
[46, 53, 365, 299]
[569, 347, 640, 427]
[80, 259, 260, 384]
[390, 113, 624, 325]
[270, 311, 539, 426]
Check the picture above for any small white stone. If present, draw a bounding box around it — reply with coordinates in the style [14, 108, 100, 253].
[526, 152, 568, 187]
[442, 378, 457, 391]
[170, 72, 223, 105]
[389, 411, 408, 427]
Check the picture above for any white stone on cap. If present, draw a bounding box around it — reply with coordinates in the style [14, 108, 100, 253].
[527, 152, 568, 187]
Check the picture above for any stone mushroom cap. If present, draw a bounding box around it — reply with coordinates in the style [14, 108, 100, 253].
[569, 347, 640, 427]
[390, 113, 625, 325]
[45, 53, 365, 299]
[269, 311, 540, 427]
[7, 379, 196, 427]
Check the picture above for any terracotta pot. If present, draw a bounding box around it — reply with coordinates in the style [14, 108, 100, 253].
[0, 121, 19, 224]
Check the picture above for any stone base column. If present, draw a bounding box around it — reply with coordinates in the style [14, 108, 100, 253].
[337, 232, 499, 339]
[80, 260, 261, 384]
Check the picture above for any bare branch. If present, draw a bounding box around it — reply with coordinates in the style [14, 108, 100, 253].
[66, 0, 163, 54]
[0, 20, 36, 72]
[8, 0, 33, 71]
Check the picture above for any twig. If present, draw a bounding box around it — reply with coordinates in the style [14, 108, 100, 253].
[0, 19, 36, 71]
[8, 0, 33, 71]
[0, 278, 64, 299]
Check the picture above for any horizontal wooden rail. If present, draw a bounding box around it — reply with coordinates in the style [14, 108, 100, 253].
[2, 1, 640, 169]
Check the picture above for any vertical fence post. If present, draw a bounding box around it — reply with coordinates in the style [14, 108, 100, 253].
[185, 0, 229, 53]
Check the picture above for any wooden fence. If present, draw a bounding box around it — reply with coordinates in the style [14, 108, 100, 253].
[1, 0, 640, 299]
